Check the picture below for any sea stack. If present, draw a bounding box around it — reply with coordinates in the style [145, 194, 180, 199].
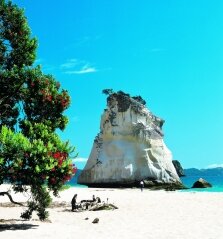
[78, 90, 183, 188]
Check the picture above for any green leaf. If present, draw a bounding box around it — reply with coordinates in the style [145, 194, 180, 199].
[35, 165, 40, 173]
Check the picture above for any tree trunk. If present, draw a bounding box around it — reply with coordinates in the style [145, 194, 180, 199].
[0, 191, 24, 206]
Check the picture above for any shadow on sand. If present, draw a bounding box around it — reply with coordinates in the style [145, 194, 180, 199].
[0, 219, 39, 232]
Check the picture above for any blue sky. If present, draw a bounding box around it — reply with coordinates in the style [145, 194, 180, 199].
[14, 0, 223, 169]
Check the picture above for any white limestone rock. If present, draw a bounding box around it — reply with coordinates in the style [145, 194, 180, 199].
[78, 91, 182, 187]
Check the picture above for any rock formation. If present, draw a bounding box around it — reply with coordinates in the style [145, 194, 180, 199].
[191, 178, 212, 188]
[172, 160, 185, 177]
[78, 90, 183, 188]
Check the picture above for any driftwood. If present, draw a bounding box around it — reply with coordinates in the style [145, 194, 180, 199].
[89, 203, 118, 211]
[0, 191, 23, 206]
[70, 194, 118, 212]
[72, 202, 118, 212]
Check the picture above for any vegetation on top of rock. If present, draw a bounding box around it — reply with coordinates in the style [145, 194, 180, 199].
[103, 89, 147, 113]
[102, 89, 114, 95]
[132, 95, 146, 105]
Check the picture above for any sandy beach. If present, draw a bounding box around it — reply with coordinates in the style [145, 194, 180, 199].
[1, 184, 223, 239]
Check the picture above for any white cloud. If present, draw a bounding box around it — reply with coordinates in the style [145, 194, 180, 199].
[60, 59, 79, 69]
[61, 59, 97, 75]
[205, 164, 223, 169]
[64, 64, 97, 75]
[73, 157, 88, 163]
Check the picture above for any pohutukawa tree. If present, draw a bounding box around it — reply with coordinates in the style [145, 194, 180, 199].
[0, 0, 77, 220]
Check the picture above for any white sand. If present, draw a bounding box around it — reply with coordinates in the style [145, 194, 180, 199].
[1, 184, 223, 239]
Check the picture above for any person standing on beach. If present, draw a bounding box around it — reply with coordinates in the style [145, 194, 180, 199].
[71, 194, 78, 211]
[92, 195, 96, 202]
[140, 180, 144, 192]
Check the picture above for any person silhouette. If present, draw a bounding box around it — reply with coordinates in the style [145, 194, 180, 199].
[140, 180, 144, 192]
[92, 195, 96, 202]
[71, 194, 77, 211]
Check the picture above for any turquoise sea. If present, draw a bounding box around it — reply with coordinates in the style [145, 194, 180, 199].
[66, 182, 88, 188]
[181, 175, 223, 192]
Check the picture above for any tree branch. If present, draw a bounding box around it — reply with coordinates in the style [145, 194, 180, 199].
[0, 79, 25, 107]
[0, 191, 24, 206]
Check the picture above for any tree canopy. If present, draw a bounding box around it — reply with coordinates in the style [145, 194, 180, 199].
[0, 0, 77, 220]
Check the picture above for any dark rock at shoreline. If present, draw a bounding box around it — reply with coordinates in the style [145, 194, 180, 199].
[143, 179, 187, 190]
[172, 160, 185, 177]
[191, 178, 212, 188]
[84, 179, 187, 190]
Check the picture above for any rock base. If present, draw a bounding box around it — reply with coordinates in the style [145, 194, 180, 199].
[79, 180, 187, 190]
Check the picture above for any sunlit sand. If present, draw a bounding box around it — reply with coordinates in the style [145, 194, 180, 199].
[1, 184, 223, 239]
